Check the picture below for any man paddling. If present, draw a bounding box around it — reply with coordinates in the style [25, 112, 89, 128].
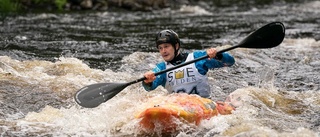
[143, 29, 235, 98]
[74, 22, 284, 108]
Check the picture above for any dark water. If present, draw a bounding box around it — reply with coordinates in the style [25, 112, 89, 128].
[0, 1, 319, 136]
[1, 2, 318, 71]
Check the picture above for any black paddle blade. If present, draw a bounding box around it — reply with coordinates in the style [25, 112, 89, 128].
[238, 22, 285, 49]
[73, 22, 286, 108]
[74, 82, 129, 108]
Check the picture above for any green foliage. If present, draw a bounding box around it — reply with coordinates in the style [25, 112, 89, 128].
[0, 0, 68, 12]
[55, 0, 67, 11]
[31, 0, 67, 11]
[0, 0, 19, 12]
[34, 0, 50, 4]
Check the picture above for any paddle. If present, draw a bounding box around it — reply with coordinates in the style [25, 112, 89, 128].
[74, 22, 285, 108]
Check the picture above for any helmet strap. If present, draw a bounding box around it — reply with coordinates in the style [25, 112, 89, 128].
[173, 43, 180, 57]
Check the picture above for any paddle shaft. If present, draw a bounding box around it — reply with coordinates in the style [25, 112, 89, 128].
[127, 44, 240, 85]
[74, 22, 285, 108]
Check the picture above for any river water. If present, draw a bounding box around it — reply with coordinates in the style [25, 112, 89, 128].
[0, 1, 320, 137]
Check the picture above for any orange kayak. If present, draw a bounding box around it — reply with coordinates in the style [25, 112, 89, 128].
[135, 93, 234, 133]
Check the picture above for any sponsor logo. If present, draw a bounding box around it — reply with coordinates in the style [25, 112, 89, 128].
[167, 67, 197, 86]
[175, 70, 184, 79]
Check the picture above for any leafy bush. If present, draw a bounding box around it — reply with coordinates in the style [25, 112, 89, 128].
[0, 0, 68, 12]
[0, 0, 19, 12]
[55, 0, 67, 11]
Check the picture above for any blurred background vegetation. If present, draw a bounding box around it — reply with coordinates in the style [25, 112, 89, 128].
[0, 0, 67, 12]
[0, 0, 20, 12]
[0, 0, 306, 13]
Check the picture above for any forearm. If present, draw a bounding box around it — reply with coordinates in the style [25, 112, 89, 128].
[217, 52, 235, 67]
[142, 81, 154, 91]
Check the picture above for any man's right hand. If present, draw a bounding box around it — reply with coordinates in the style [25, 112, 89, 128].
[143, 71, 156, 84]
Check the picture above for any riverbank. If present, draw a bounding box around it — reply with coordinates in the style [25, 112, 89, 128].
[0, 0, 307, 13]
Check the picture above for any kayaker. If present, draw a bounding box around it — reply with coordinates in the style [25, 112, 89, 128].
[142, 29, 235, 98]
